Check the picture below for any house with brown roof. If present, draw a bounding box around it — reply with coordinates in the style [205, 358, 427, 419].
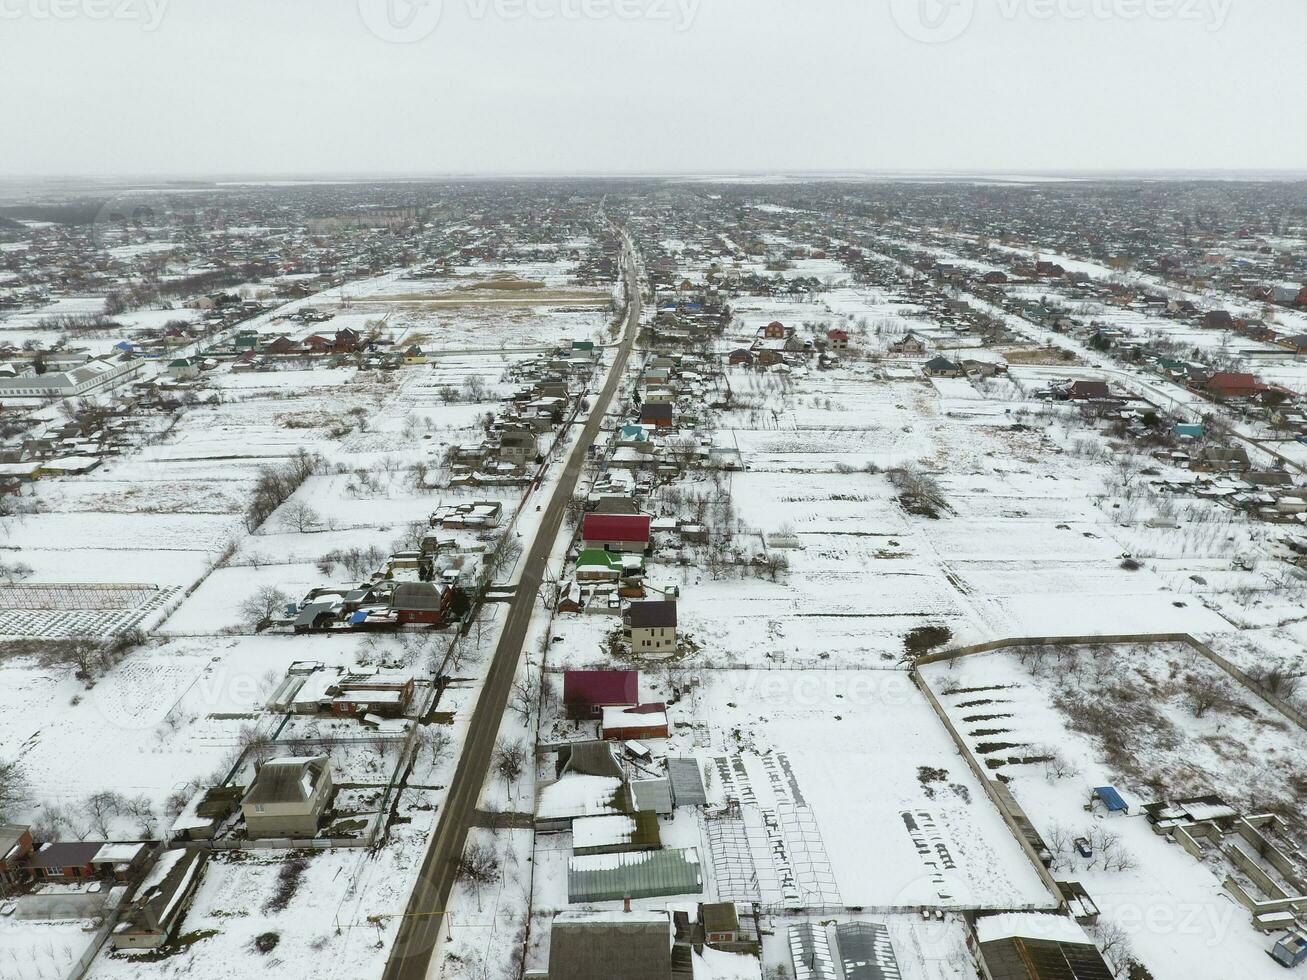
[241, 755, 333, 839]
[626, 600, 678, 655]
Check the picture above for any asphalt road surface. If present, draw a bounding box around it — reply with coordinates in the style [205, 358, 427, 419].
[381, 232, 641, 980]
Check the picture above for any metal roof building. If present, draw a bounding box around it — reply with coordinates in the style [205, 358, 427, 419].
[567, 847, 702, 904]
[788, 922, 838, 980]
[666, 758, 707, 807]
[835, 922, 902, 980]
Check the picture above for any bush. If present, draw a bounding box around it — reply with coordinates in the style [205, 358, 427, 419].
[254, 932, 281, 954]
[905, 625, 953, 658]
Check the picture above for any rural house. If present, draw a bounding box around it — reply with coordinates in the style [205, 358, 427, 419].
[241, 755, 333, 839]
[626, 600, 678, 655]
[564, 669, 639, 720]
[582, 513, 652, 553]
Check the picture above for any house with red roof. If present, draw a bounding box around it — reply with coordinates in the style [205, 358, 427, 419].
[1207, 372, 1264, 399]
[583, 513, 652, 553]
[826, 328, 850, 350]
[564, 669, 639, 720]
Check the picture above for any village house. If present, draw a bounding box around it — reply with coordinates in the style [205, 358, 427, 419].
[626, 599, 678, 655]
[826, 328, 850, 350]
[640, 403, 675, 429]
[329, 672, 416, 719]
[564, 669, 639, 720]
[890, 333, 928, 355]
[1063, 380, 1112, 401]
[241, 755, 333, 839]
[0, 824, 34, 894]
[1207, 372, 1263, 400]
[582, 513, 652, 553]
[601, 703, 670, 741]
[923, 356, 962, 378]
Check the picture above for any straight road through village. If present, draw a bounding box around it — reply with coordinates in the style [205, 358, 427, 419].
[382, 230, 641, 980]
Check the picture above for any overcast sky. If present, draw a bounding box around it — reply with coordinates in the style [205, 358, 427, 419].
[3, 0, 1305, 178]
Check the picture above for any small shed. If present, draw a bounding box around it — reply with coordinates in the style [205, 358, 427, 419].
[1092, 786, 1129, 814]
[666, 758, 707, 807]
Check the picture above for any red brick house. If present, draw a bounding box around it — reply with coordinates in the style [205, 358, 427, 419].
[263, 335, 300, 356]
[564, 669, 639, 720]
[727, 348, 754, 367]
[390, 582, 451, 625]
[582, 514, 652, 553]
[601, 703, 670, 741]
[1207, 372, 1263, 399]
[0, 825, 34, 894]
[23, 842, 101, 882]
[330, 676, 416, 718]
[761, 320, 787, 339]
[639, 403, 674, 429]
[334, 328, 362, 353]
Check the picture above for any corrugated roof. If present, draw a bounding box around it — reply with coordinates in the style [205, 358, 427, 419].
[583, 513, 651, 544]
[548, 912, 672, 980]
[567, 847, 702, 904]
[666, 759, 706, 807]
[632, 778, 673, 815]
[835, 922, 902, 980]
[628, 600, 677, 629]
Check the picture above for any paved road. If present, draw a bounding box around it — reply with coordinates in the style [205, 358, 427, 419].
[381, 230, 641, 980]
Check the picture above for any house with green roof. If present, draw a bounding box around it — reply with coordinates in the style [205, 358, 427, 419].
[576, 549, 644, 582]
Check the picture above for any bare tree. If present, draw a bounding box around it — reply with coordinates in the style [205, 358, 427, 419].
[1186, 674, 1233, 719]
[509, 673, 540, 723]
[282, 502, 321, 533]
[459, 840, 500, 911]
[493, 739, 527, 788]
[240, 586, 290, 632]
[0, 759, 27, 821]
[83, 791, 127, 839]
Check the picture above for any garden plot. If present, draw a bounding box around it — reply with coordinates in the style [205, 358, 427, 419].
[0, 582, 180, 639]
[87, 846, 422, 980]
[0, 633, 392, 836]
[920, 644, 1307, 979]
[680, 670, 1053, 909]
[0, 915, 97, 980]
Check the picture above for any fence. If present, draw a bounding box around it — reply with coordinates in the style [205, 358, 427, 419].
[909, 631, 1307, 921]
[914, 632, 1307, 732]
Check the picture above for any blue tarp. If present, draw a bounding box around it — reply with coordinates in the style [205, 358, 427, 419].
[1094, 786, 1128, 812]
[348, 611, 368, 625]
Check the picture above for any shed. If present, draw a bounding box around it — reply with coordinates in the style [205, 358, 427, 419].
[567, 847, 702, 903]
[545, 910, 673, 980]
[1092, 786, 1128, 813]
[666, 759, 707, 807]
[631, 777, 674, 815]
